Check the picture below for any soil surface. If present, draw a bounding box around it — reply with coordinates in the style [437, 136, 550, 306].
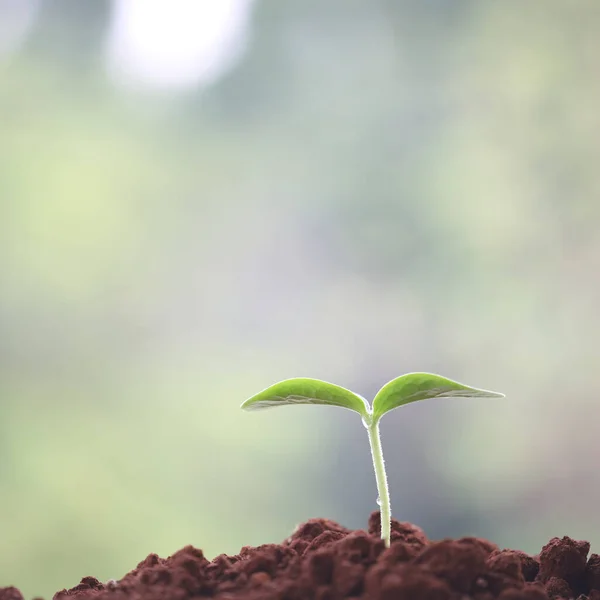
[3, 512, 600, 600]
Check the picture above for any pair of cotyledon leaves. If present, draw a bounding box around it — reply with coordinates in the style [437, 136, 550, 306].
[240, 372, 504, 422]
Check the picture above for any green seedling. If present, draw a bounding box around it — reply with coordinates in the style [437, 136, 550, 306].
[241, 372, 504, 548]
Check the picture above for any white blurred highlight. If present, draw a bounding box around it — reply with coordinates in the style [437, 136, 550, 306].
[105, 0, 255, 91]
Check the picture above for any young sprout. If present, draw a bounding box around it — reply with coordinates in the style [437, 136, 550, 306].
[241, 372, 504, 548]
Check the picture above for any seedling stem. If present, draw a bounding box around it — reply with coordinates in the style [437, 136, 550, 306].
[365, 417, 391, 545]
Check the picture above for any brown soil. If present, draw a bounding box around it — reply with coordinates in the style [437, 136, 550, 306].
[3, 512, 599, 600]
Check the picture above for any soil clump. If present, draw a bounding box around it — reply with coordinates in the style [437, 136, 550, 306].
[3, 512, 599, 600]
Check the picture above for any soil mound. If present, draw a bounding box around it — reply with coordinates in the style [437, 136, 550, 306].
[3, 512, 599, 600]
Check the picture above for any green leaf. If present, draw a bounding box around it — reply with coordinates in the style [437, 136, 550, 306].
[372, 372, 504, 421]
[240, 377, 370, 419]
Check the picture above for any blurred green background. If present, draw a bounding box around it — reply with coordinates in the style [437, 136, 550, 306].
[2, 0, 600, 597]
